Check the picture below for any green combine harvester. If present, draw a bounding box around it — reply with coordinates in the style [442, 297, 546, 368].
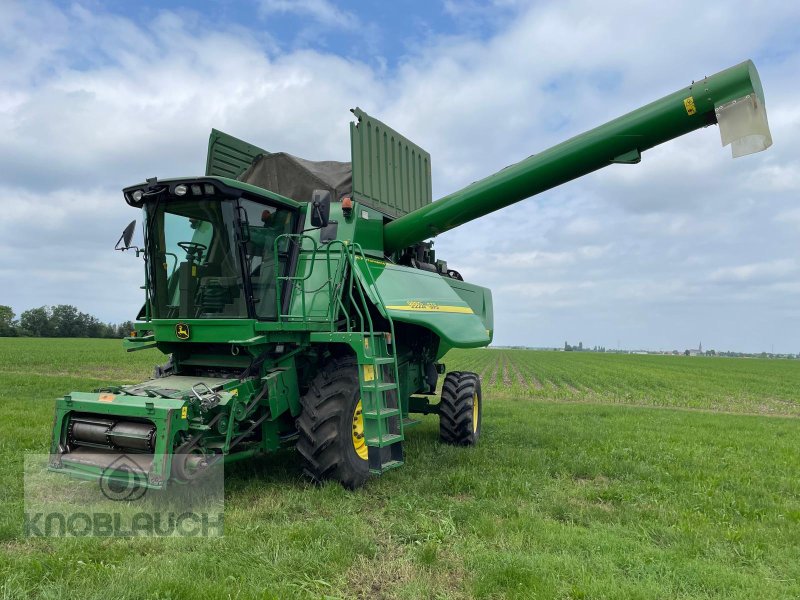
[49, 61, 772, 489]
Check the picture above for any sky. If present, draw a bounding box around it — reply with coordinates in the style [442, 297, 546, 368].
[1, 0, 799, 353]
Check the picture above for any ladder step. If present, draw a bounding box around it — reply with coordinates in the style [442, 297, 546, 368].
[369, 460, 404, 475]
[371, 357, 396, 365]
[363, 382, 397, 392]
[366, 433, 404, 447]
[363, 408, 401, 418]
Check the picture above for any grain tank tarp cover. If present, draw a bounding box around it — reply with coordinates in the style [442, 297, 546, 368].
[238, 153, 353, 204]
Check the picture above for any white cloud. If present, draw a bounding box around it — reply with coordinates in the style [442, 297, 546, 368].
[258, 0, 358, 29]
[1, 0, 799, 351]
[710, 259, 797, 284]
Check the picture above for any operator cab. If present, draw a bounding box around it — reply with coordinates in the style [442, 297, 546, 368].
[120, 178, 299, 321]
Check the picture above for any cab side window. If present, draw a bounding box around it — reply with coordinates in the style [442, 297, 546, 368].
[238, 199, 296, 319]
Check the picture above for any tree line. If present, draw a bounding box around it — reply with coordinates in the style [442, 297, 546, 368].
[0, 305, 134, 339]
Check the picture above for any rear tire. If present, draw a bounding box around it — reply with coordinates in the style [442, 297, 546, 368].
[439, 371, 482, 446]
[296, 357, 370, 489]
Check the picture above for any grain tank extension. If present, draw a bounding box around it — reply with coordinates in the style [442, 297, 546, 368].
[49, 61, 771, 488]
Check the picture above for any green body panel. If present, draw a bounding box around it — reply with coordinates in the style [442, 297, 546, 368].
[350, 108, 432, 218]
[353, 258, 491, 348]
[383, 60, 768, 252]
[144, 319, 257, 343]
[446, 278, 494, 341]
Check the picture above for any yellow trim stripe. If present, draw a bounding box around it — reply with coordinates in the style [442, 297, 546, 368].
[386, 304, 474, 314]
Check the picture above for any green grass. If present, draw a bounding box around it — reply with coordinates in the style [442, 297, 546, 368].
[1, 339, 799, 599]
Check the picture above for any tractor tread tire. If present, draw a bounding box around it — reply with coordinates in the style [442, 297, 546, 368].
[296, 357, 369, 489]
[439, 371, 482, 446]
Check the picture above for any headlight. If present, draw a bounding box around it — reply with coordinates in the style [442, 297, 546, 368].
[132, 190, 144, 202]
[175, 184, 188, 196]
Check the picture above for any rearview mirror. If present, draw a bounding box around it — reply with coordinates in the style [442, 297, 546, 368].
[310, 190, 331, 228]
[115, 220, 138, 251]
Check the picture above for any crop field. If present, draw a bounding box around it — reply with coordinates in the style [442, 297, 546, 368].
[457, 348, 800, 416]
[1, 338, 800, 599]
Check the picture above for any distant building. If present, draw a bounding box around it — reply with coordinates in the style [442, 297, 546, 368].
[686, 342, 703, 356]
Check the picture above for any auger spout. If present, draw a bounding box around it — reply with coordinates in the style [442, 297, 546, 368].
[382, 60, 771, 253]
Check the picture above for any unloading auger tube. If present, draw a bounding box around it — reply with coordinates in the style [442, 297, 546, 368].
[382, 60, 772, 253]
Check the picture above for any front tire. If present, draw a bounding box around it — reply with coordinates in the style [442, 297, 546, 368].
[439, 371, 482, 446]
[296, 357, 370, 489]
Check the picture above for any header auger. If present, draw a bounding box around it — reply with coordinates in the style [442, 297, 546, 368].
[49, 60, 771, 489]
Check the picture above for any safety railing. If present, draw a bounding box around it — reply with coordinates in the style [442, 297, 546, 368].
[271, 235, 400, 367]
[272, 234, 345, 328]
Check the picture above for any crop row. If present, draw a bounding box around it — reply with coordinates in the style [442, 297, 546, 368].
[444, 348, 800, 416]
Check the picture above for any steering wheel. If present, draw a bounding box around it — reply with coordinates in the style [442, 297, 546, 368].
[177, 241, 207, 261]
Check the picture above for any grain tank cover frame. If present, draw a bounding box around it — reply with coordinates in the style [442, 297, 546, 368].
[350, 108, 433, 218]
[206, 128, 269, 179]
[205, 109, 433, 219]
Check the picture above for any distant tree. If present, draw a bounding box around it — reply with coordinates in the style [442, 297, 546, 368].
[50, 305, 84, 337]
[8, 303, 139, 338]
[684, 349, 690, 356]
[20, 306, 53, 337]
[0, 305, 17, 336]
[578, 341, 583, 351]
[117, 321, 135, 338]
[82, 313, 105, 338]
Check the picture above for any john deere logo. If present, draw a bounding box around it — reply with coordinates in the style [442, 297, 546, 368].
[176, 323, 190, 340]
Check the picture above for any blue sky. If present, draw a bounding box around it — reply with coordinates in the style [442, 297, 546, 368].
[54, 0, 513, 69]
[1, 0, 799, 352]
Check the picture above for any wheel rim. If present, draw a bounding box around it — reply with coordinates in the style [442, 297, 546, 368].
[472, 392, 479, 433]
[352, 399, 368, 460]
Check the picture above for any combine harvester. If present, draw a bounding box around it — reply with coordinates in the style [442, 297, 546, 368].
[50, 61, 771, 488]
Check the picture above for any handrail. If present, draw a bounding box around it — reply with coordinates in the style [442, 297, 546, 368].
[273, 234, 346, 327]
[344, 244, 401, 392]
[272, 235, 402, 398]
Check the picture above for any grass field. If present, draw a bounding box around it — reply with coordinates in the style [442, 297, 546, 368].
[1, 338, 800, 599]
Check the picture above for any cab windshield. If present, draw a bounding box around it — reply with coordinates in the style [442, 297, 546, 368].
[145, 197, 295, 320]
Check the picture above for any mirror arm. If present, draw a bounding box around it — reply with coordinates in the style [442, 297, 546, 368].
[114, 235, 140, 253]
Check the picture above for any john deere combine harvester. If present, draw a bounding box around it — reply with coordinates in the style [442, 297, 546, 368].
[50, 61, 771, 488]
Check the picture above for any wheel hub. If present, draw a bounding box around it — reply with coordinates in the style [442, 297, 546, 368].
[472, 392, 479, 433]
[352, 399, 368, 460]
